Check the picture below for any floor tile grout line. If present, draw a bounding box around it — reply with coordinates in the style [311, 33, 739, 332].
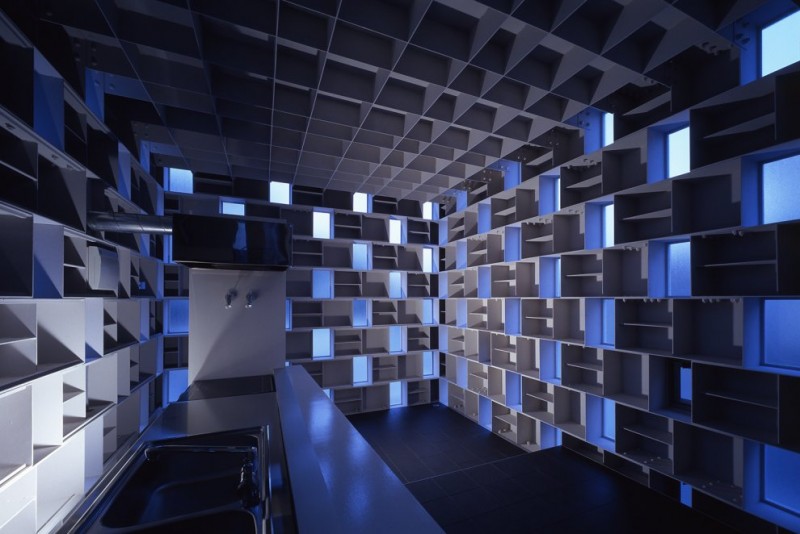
[402, 455, 524, 486]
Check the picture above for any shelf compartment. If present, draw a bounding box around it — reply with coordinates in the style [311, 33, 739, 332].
[553, 387, 585, 439]
[673, 423, 743, 505]
[521, 220, 553, 258]
[615, 299, 674, 355]
[693, 364, 779, 444]
[561, 252, 603, 297]
[603, 351, 648, 410]
[553, 212, 584, 254]
[615, 186, 672, 244]
[602, 247, 647, 297]
[561, 161, 602, 207]
[617, 405, 674, 475]
[561, 345, 602, 396]
[521, 377, 554, 424]
[521, 298, 554, 339]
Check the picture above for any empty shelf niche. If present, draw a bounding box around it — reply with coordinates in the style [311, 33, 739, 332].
[522, 377, 555, 424]
[561, 252, 603, 297]
[562, 345, 602, 396]
[616, 405, 674, 475]
[521, 298, 554, 339]
[615, 299, 674, 355]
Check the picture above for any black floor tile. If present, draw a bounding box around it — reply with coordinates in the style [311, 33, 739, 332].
[349, 404, 738, 533]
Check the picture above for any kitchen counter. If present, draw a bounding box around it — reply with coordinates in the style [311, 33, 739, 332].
[275, 366, 442, 534]
[62, 369, 441, 533]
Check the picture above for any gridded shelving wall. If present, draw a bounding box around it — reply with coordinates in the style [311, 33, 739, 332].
[438, 61, 800, 532]
[164, 188, 442, 415]
[0, 16, 167, 533]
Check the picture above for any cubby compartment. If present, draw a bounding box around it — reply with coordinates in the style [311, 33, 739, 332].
[615, 186, 672, 244]
[521, 377, 555, 424]
[672, 174, 740, 235]
[407, 327, 435, 352]
[553, 212, 584, 253]
[334, 213, 362, 240]
[334, 271, 362, 298]
[561, 345, 602, 396]
[673, 423, 743, 505]
[407, 273, 436, 297]
[363, 384, 390, 411]
[0, 385, 32, 484]
[561, 252, 603, 297]
[602, 247, 647, 297]
[561, 160, 602, 207]
[521, 219, 553, 258]
[464, 329, 491, 364]
[490, 333, 517, 371]
[0, 208, 33, 297]
[322, 359, 354, 388]
[553, 386, 585, 438]
[407, 219, 434, 245]
[553, 298, 584, 344]
[615, 299, 674, 355]
[603, 351, 649, 410]
[334, 329, 364, 357]
[362, 215, 389, 242]
[491, 191, 517, 229]
[602, 147, 646, 194]
[292, 239, 323, 267]
[691, 223, 800, 296]
[693, 365, 779, 444]
[286, 266, 314, 298]
[672, 299, 742, 365]
[333, 388, 363, 415]
[521, 298, 554, 339]
[492, 403, 518, 443]
[0, 303, 38, 390]
[406, 380, 431, 406]
[372, 244, 398, 270]
[467, 361, 489, 396]
[448, 383, 466, 414]
[616, 405, 673, 475]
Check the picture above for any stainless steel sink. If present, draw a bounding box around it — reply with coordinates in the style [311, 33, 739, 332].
[80, 428, 267, 533]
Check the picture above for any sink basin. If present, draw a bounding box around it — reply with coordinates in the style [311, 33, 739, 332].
[82, 429, 266, 533]
[113, 509, 257, 534]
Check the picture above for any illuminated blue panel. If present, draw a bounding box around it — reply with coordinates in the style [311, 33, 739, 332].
[555, 258, 561, 297]
[167, 168, 193, 193]
[679, 366, 692, 403]
[390, 381, 403, 406]
[312, 329, 331, 359]
[353, 356, 368, 383]
[422, 299, 434, 325]
[353, 243, 370, 270]
[762, 11, 800, 76]
[667, 127, 690, 178]
[389, 325, 403, 353]
[423, 351, 434, 376]
[353, 300, 369, 327]
[602, 398, 615, 440]
[353, 192, 369, 213]
[163, 235, 173, 264]
[762, 154, 800, 224]
[423, 201, 435, 220]
[555, 343, 562, 381]
[167, 369, 189, 403]
[602, 204, 615, 247]
[285, 300, 292, 330]
[478, 203, 491, 233]
[389, 272, 403, 299]
[313, 211, 332, 239]
[667, 241, 691, 297]
[764, 445, 800, 513]
[167, 299, 189, 334]
[312, 270, 332, 299]
[505, 299, 520, 336]
[270, 181, 291, 204]
[505, 227, 520, 262]
[603, 113, 615, 147]
[422, 247, 434, 273]
[221, 201, 245, 216]
[389, 218, 403, 244]
[764, 300, 800, 369]
[680, 483, 692, 507]
[601, 299, 615, 346]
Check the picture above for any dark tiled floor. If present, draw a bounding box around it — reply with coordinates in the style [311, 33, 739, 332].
[349, 404, 737, 533]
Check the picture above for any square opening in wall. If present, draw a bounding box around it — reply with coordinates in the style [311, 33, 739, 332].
[220, 201, 245, 216]
[271, 181, 291, 205]
[667, 127, 690, 178]
[312, 329, 332, 359]
[313, 211, 332, 239]
[762, 154, 800, 224]
[353, 356, 369, 383]
[353, 192, 370, 213]
[353, 243, 370, 270]
[167, 168, 193, 193]
[762, 10, 800, 76]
